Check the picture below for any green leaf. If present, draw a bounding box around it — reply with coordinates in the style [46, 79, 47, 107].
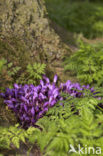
[12, 137, 20, 148]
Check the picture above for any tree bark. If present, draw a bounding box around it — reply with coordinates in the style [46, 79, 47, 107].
[0, 0, 70, 80]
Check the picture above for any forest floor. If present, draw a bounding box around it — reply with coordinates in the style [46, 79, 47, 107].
[1, 1, 103, 155]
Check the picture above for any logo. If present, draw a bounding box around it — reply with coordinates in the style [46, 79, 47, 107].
[69, 144, 101, 155]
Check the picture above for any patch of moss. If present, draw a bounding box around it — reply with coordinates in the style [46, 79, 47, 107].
[0, 34, 31, 67]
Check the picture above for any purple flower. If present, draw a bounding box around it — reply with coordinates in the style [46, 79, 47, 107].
[0, 74, 95, 128]
[31, 107, 35, 116]
[0, 93, 5, 98]
[43, 75, 50, 83]
[53, 75, 58, 84]
[14, 84, 19, 89]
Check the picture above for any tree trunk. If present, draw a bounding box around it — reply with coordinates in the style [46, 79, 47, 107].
[0, 0, 70, 81]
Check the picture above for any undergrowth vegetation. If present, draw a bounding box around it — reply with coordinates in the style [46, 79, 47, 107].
[46, 0, 103, 38]
[1, 87, 103, 155]
[1, 63, 103, 155]
[64, 41, 103, 86]
[0, 124, 28, 149]
[0, 58, 21, 91]
[1, 53, 103, 155]
[0, 58, 46, 92]
[16, 63, 46, 85]
[33, 91, 103, 156]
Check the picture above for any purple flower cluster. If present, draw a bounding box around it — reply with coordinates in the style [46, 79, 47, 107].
[60, 80, 94, 97]
[0, 75, 94, 128]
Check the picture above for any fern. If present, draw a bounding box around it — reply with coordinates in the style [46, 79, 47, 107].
[16, 63, 46, 85]
[0, 58, 7, 73]
[0, 124, 26, 149]
[0, 59, 46, 89]
[64, 41, 103, 86]
[0, 58, 21, 91]
[27, 88, 103, 156]
[0, 124, 38, 150]
[0, 88, 103, 155]
[7, 62, 21, 77]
